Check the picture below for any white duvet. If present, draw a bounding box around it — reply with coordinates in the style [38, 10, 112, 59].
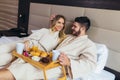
[0, 36, 23, 45]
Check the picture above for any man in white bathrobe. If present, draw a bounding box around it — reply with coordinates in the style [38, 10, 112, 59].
[0, 16, 97, 80]
[57, 16, 97, 79]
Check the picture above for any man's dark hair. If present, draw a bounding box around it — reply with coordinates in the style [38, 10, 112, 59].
[74, 16, 91, 31]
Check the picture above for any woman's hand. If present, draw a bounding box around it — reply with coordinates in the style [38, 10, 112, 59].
[24, 41, 30, 51]
[58, 52, 70, 66]
[50, 14, 56, 21]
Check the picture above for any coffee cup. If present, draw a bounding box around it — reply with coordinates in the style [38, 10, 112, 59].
[52, 50, 60, 61]
[16, 43, 24, 54]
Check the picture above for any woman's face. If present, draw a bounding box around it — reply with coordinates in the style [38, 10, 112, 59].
[54, 18, 65, 31]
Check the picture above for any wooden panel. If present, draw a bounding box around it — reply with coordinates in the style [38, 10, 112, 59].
[0, 0, 18, 30]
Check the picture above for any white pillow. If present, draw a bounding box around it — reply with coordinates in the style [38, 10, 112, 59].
[0, 36, 22, 45]
[95, 43, 108, 73]
[0, 40, 23, 54]
[31, 30, 40, 33]
[0, 53, 12, 66]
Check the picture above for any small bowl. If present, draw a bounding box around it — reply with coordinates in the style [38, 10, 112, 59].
[31, 56, 41, 61]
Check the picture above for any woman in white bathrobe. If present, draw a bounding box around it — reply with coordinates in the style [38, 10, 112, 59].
[0, 15, 66, 68]
[0, 16, 97, 80]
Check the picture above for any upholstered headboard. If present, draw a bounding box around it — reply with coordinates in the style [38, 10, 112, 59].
[27, 2, 120, 73]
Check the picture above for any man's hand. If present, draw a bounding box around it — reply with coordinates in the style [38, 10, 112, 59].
[58, 53, 70, 66]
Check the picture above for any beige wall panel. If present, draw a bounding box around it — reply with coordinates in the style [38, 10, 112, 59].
[85, 8, 120, 32]
[28, 15, 49, 34]
[88, 26, 120, 52]
[106, 49, 120, 71]
[28, 25, 49, 34]
[28, 23, 49, 34]
[51, 5, 85, 21]
[65, 21, 73, 34]
[30, 3, 51, 17]
[29, 3, 52, 34]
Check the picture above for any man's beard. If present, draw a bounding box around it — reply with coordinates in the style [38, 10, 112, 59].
[72, 29, 81, 36]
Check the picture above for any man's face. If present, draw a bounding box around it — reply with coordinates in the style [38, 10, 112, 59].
[71, 22, 82, 36]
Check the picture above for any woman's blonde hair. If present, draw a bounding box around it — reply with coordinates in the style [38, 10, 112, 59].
[50, 15, 66, 42]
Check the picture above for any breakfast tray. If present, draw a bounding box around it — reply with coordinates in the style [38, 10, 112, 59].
[12, 51, 66, 80]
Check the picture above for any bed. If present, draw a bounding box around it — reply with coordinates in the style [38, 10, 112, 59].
[0, 0, 120, 80]
[0, 36, 115, 80]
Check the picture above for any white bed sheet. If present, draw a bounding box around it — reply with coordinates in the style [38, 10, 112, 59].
[50, 69, 115, 80]
[86, 70, 115, 80]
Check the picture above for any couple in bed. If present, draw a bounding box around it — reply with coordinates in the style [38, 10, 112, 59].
[0, 15, 97, 80]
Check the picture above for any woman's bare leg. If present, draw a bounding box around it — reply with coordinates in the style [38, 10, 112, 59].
[0, 68, 15, 80]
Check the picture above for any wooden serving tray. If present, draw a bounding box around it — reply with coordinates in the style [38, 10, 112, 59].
[12, 51, 66, 80]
